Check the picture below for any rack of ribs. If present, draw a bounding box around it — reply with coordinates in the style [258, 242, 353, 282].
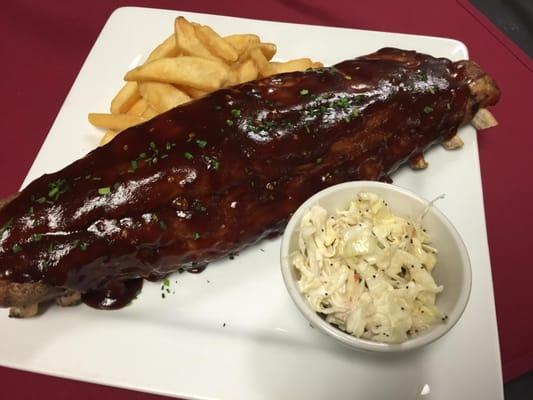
[0, 48, 500, 317]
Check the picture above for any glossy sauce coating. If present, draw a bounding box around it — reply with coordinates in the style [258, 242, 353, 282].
[0, 48, 475, 308]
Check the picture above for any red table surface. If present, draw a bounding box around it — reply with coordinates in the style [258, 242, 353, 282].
[0, 0, 531, 398]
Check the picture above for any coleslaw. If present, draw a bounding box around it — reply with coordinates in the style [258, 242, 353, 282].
[291, 192, 445, 343]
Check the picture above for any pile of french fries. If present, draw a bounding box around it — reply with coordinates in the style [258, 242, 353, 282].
[89, 16, 323, 145]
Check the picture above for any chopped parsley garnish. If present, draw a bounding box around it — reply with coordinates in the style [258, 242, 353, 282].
[335, 97, 350, 109]
[35, 196, 46, 204]
[159, 220, 168, 230]
[416, 72, 428, 81]
[138, 152, 147, 159]
[0, 218, 13, 236]
[31, 233, 43, 242]
[354, 95, 365, 104]
[12, 243, 22, 253]
[47, 178, 68, 201]
[79, 242, 88, 251]
[184, 152, 194, 160]
[226, 119, 234, 126]
[299, 89, 309, 96]
[162, 278, 170, 287]
[196, 139, 207, 148]
[48, 186, 60, 199]
[423, 106, 434, 114]
[316, 157, 323, 164]
[203, 156, 220, 170]
[98, 187, 111, 195]
[149, 141, 157, 150]
[255, 120, 275, 132]
[231, 109, 241, 117]
[428, 87, 436, 94]
[192, 200, 207, 212]
[128, 159, 138, 173]
[192, 232, 201, 240]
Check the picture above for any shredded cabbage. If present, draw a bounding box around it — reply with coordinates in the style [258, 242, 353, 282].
[291, 192, 445, 343]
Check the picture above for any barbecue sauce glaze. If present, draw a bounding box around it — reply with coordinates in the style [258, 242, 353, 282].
[0, 48, 474, 309]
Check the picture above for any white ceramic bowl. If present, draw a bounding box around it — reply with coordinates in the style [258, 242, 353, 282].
[280, 181, 472, 352]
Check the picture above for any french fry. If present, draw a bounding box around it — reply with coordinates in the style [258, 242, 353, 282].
[127, 98, 149, 116]
[223, 34, 260, 56]
[195, 25, 238, 63]
[174, 16, 215, 60]
[229, 58, 258, 85]
[124, 56, 230, 91]
[138, 81, 191, 113]
[92, 16, 323, 146]
[110, 82, 140, 114]
[146, 34, 180, 62]
[111, 36, 177, 115]
[142, 106, 158, 119]
[180, 86, 209, 99]
[99, 130, 119, 146]
[259, 43, 277, 61]
[240, 59, 259, 83]
[88, 113, 145, 131]
[249, 47, 270, 77]
[263, 58, 314, 76]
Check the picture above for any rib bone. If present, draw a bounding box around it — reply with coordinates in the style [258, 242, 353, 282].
[442, 135, 464, 150]
[471, 108, 498, 130]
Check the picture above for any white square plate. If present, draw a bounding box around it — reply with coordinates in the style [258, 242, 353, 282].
[0, 7, 503, 400]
